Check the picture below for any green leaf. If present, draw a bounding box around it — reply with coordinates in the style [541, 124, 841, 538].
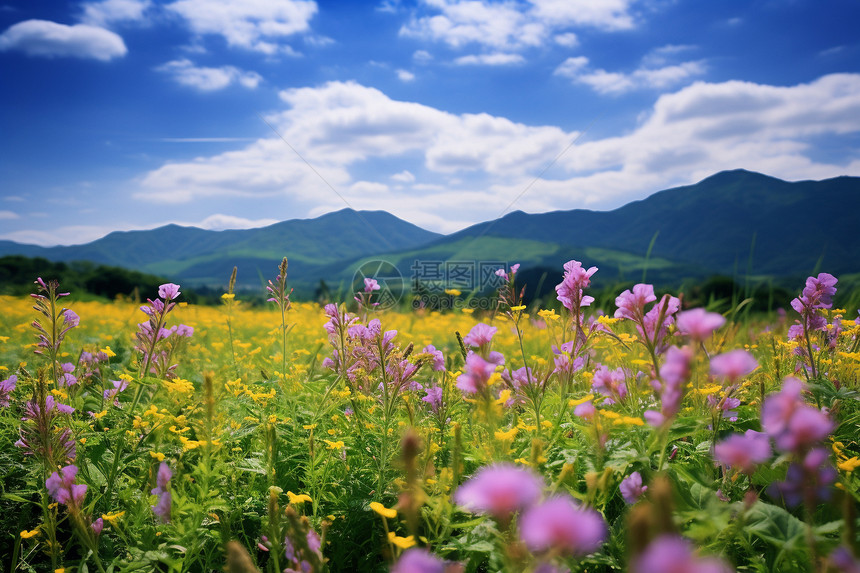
[744, 501, 806, 549]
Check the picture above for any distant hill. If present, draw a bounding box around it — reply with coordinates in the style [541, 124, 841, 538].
[1, 170, 857, 296]
[434, 169, 860, 279]
[0, 209, 441, 289]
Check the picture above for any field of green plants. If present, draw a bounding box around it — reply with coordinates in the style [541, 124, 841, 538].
[0, 259, 858, 572]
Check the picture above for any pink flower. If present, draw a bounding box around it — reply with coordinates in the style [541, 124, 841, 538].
[614, 284, 656, 321]
[158, 283, 181, 301]
[456, 353, 497, 395]
[518, 495, 607, 555]
[713, 430, 772, 474]
[619, 471, 648, 504]
[463, 323, 497, 349]
[454, 464, 543, 519]
[392, 548, 449, 573]
[363, 278, 380, 292]
[677, 308, 726, 341]
[710, 349, 758, 382]
[46, 465, 87, 507]
[761, 377, 833, 453]
[633, 535, 732, 573]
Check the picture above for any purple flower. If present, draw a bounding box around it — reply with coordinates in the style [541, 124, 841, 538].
[710, 349, 758, 382]
[633, 535, 732, 573]
[152, 491, 172, 523]
[614, 284, 657, 322]
[422, 386, 444, 412]
[364, 278, 380, 293]
[518, 495, 607, 556]
[454, 464, 543, 519]
[46, 465, 87, 508]
[422, 344, 445, 371]
[502, 366, 536, 390]
[0, 374, 16, 407]
[574, 400, 596, 420]
[761, 377, 833, 453]
[799, 273, 838, 310]
[171, 324, 194, 338]
[771, 447, 836, 507]
[151, 462, 172, 522]
[619, 471, 648, 504]
[62, 309, 80, 328]
[392, 548, 448, 573]
[713, 430, 772, 474]
[103, 379, 129, 406]
[158, 283, 181, 301]
[706, 394, 741, 421]
[591, 364, 627, 404]
[92, 517, 104, 535]
[555, 260, 598, 311]
[463, 323, 497, 349]
[677, 308, 725, 342]
[829, 546, 860, 573]
[456, 353, 497, 395]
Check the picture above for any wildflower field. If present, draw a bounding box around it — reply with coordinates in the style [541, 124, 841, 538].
[1, 260, 859, 573]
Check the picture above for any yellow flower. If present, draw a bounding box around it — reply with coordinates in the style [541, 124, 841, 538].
[444, 289, 461, 296]
[537, 309, 559, 321]
[462, 308, 474, 314]
[369, 501, 397, 519]
[55, 569, 65, 573]
[494, 427, 518, 441]
[568, 394, 594, 407]
[101, 346, 116, 358]
[387, 532, 415, 549]
[510, 305, 527, 312]
[838, 457, 860, 473]
[150, 451, 165, 461]
[20, 529, 40, 539]
[101, 511, 125, 525]
[221, 293, 236, 300]
[323, 439, 345, 450]
[287, 491, 312, 505]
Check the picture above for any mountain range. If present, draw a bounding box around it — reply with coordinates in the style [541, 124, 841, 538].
[2, 169, 858, 296]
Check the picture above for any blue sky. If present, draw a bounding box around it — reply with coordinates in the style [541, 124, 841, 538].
[1, 0, 859, 246]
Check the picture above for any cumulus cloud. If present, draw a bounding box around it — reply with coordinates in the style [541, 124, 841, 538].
[166, 0, 317, 54]
[156, 59, 262, 91]
[0, 19, 127, 60]
[79, 0, 152, 27]
[136, 74, 860, 231]
[193, 214, 278, 230]
[396, 68, 416, 81]
[400, 0, 636, 57]
[454, 52, 524, 66]
[0, 210, 20, 220]
[555, 46, 706, 94]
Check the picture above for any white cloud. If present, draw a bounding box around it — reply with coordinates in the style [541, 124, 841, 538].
[413, 49, 433, 63]
[0, 19, 127, 60]
[136, 75, 860, 232]
[454, 52, 524, 66]
[555, 46, 705, 94]
[391, 170, 415, 183]
[396, 68, 416, 81]
[553, 32, 578, 47]
[0, 210, 19, 220]
[193, 214, 278, 230]
[400, 0, 636, 55]
[156, 59, 262, 91]
[166, 0, 317, 53]
[80, 0, 152, 27]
